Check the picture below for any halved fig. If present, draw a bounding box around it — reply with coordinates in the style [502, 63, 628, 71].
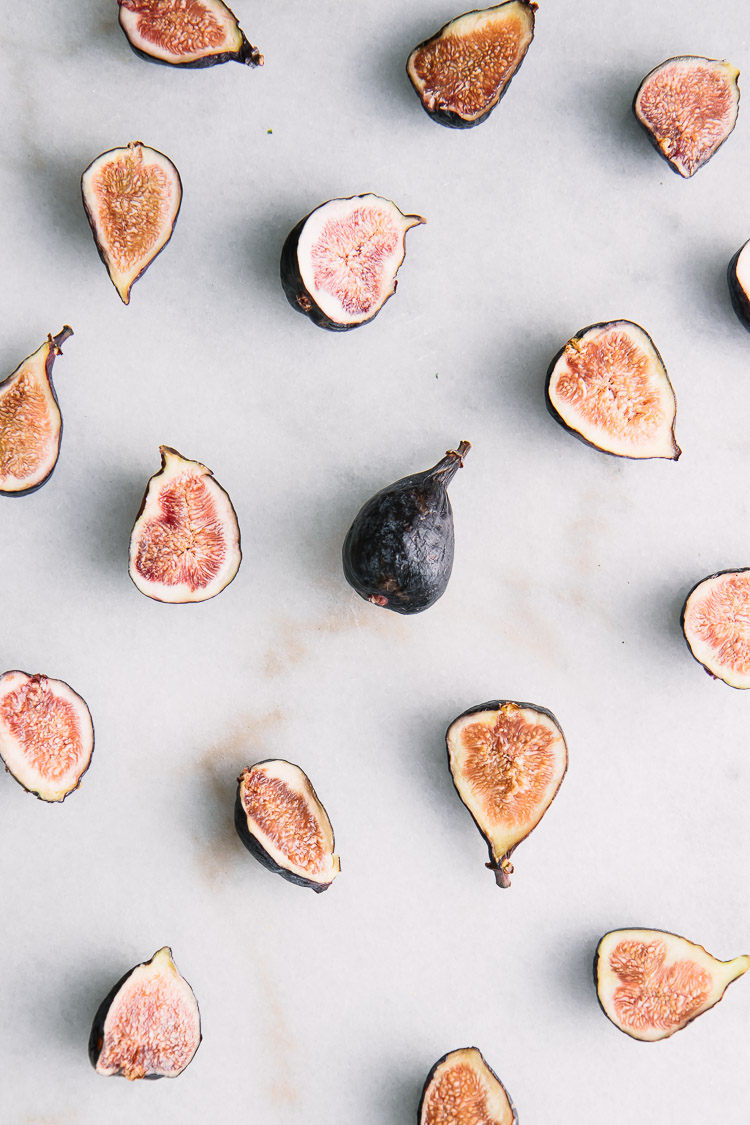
[81, 142, 182, 304]
[235, 760, 340, 892]
[419, 1047, 517, 1125]
[446, 700, 567, 888]
[280, 194, 425, 331]
[681, 568, 750, 688]
[0, 326, 72, 495]
[89, 946, 201, 1079]
[118, 0, 263, 68]
[0, 670, 94, 802]
[407, 1, 536, 129]
[546, 320, 680, 460]
[595, 928, 750, 1041]
[343, 441, 470, 615]
[728, 240, 750, 332]
[129, 446, 241, 603]
[634, 57, 740, 178]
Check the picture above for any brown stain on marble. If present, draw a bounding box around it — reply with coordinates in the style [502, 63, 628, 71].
[257, 959, 300, 1107]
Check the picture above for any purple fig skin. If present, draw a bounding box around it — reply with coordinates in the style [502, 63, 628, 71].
[728, 242, 750, 332]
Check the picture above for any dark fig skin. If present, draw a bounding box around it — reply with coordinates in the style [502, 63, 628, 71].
[728, 242, 750, 332]
[1, 327, 73, 499]
[544, 320, 679, 460]
[680, 566, 750, 687]
[447, 699, 566, 888]
[343, 442, 470, 614]
[117, 2, 263, 69]
[417, 1047, 518, 1124]
[234, 760, 336, 892]
[408, 2, 536, 130]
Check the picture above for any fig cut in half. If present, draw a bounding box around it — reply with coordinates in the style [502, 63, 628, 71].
[419, 1047, 517, 1125]
[446, 700, 567, 888]
[118, 0, 263, 68]
[89, 946, 201, 1079]
[0, 326, 72, 495]
[681, 568, 750, 688]
[407, 1, 536, 129]
[235, 760, 340, 892]
[634, 57, 740, 178]
[343, 441, 470, 615]
[280, 194, 425, 331]
[595, 928, 750, 1042]
[129, 446, 241, 603]
[546, 320, 680, 460]
[81, 142, 182, 304]
[728, 240, 750, 332]
[0, 670, 94, 802]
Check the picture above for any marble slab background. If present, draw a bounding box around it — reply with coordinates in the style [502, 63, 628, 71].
[1, 1, 749, 1121]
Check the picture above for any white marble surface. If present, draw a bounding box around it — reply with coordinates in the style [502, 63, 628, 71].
[1, 1, 750, 1122]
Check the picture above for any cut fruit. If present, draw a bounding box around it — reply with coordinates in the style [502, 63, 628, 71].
[343, 441, 470, 615]
[0, 670, 94, 802]
[728, 240, 750, 332]
[89, 946, 201, 1079]
[81, 142, 182, 304]
[0, 327, 73, 495]
[407, 1, 536, 129]
[118, 0, 263, 68]
[280, 194, 425, 331]
[446, 700, 567, 888]
[546, 320, 680, 460]
[634, 57, 740, 177]
[595, 928, 750, 1041]
[129, 446, 241, 603]
[419, 1047, 517, 1125]
[681, 568, 750, 688]
[235, 760, 340, 892]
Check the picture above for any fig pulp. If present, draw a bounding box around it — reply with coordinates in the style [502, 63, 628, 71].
[446, 700, 567, 888]
[235, 760, 340, 892]
[0, 327, 72, 495]
[89, 946, 201, 1079]
[546, 320, 680, 460]
[634, 57, 740, 178]
[0, 670, 94, 801]
[129, 446, 241, 603]
[81, 142, 182, 304]
[118, 0, 263, 68]
[407, 1, 536, 129]
[280, 194, 425, 330]
[595, 928, 750, 1041]
[681, 568, 750, 688]
[728, 240, 750, 332]
[419, 1048, 517, 1125]
[342, 441, 470, 615]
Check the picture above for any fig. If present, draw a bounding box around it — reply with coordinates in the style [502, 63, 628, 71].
[129, 446, 241, 603]
[280, 194, 425, 331]
[633, 57, 740, 178]
[546, 320, 680, 460]
[235, 760, 340, 892]
[342, 441, 470, 615]
[0, 326, 73, 495]
[89, 946, 201, 1079]
[446, 700, 567, 888]
[118, 0, 263, 68]
[595, 928, 750, 1041]
[406, 1, 536, 129]
[419, 1047, 517, 1125]
[81, 141, 182, 304]
[681, 568, 750, 688]
[0, 670, 94, 802]
[728, 239, 750, 332]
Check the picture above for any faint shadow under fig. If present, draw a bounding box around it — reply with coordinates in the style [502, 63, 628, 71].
[25, 148, 99, 255]
[77, 472, 147, 580]
[37, 959, 127, 1062]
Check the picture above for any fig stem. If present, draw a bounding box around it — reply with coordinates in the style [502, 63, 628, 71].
[446, 440, 471, 466]
[487, 858, 513, 889]
[51, 326, 74, 354]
